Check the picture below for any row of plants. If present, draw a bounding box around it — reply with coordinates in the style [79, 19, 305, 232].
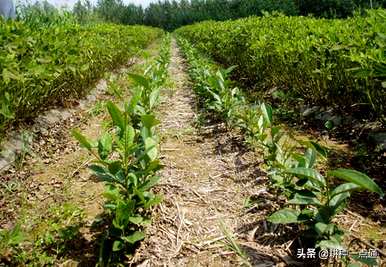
[0, 19, 162, 137]
[177, 37, 384, 265]
[72, 34, 170, 266]
[175, 9, 386, 122]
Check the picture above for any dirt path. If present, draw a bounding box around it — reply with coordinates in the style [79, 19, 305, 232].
[135, 39, 279, 266]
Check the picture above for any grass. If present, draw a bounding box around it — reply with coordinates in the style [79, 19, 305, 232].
[219, 220, 251, 267]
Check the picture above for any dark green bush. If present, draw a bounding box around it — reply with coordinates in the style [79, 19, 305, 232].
[0, 20, 162, 133]
[176, 10, 386, 120]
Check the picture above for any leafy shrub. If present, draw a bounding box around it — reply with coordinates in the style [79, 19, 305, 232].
[177, 37, 384, 259]
[175, 10, 386, 121]
[0, 20, 162, 136]
[72, 35, 170, 265]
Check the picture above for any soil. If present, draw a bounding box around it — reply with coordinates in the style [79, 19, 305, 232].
[132, 39, 281, 266]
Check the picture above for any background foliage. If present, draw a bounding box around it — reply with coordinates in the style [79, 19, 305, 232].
[175, 10, 386, 120]
[71, 0, 386, 30]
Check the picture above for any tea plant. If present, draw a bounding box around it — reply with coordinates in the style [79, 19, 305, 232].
[268, 168, 384, 248]
[0, 19, 162, 138]
[73, 103, 162, 263]
[177, 37, 384, 262]
[176, 10, 386, 121]
[178, 39, 244, 127]
[72, 35, 170, 265]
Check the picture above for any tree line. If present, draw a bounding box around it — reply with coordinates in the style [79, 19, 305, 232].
[86, 0, 386, 30]
[14, 0, 386, 30]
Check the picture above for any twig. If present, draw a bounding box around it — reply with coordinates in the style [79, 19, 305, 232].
[248, 226, 259, 242]
[199, 235, 227, 247]
[349, 219, 358, 232]
[285, 238, 296, 252]
[191, 189, 208, 204]
[175, 201, 184, 248]
[245, 204, 259, 214]
[162, 148, 181, 151]
[345, 209, 363, 219]
[70, 157, 92, 178]
[158, 183, 182, 188]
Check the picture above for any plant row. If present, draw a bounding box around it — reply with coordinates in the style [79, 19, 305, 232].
[175, 10, 386, 121]
[0, 19, 162, 136]
[72, 35, 171, 265]
[177, 37, 384, 265]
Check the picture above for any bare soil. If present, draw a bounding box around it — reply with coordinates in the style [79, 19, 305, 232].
[133, 39, 281, 267]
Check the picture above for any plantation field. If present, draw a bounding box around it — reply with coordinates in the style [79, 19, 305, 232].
[175, 9, 386, 120]
[0, 5, 385, 267]
[0, 20, 162, 135]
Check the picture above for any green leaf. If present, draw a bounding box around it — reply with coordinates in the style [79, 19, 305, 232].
[292, 153, 307, 168]
[307, 141, 328, 158]
[127, 173, 138, 187]
[350, 253, 378, 266]
[89, 164, 115, 183]
[139, 175, 160, 191]
[0, 224, 24, 246]
[0, 93, 14, 119]
[103, 187, 121, 203]
[328, 169, 384, 197]
[298, 208, 315, 221]
[286, 167, 326, 188]
[260, 103, 272, 126]
[72, 129, 93, 151]
[112, 240, 124, 251]
[124, 125, 135, 146]
[128, 216, 143, 225]
[145, 137, 158, 161]
[98, 132, 112, 160]
[314, 222, 336, 236]
[329, 183, 360, 208]
[317, 238, 344, 250]
[2, 69, 22, 83]
[128, 73, 150, 90]
[288, 193, 321, 206]
[127, 87, 142, 114]
[106, 101, 125, 132]
[108, 161, 122, 175]
[224, 65, 237, 75]
[325, 120, 333, 130]
[141, 114, 159, 129]
[122, 231, 145, 244]
[268, 208, 301, 224]
[143, 194, 162, 209]
[144, 160, 162, 173]
[149, 88, 160, 109]
[304, 148, 317, 168]
[330, 183, 360, 197]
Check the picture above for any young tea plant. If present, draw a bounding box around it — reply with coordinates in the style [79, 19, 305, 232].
[178, 37, 385, 263]
[178, 38, 244, 127]
[72, 34, 170, 265]
[73, 101, 162, 265]
[268, 167, 384, 251]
